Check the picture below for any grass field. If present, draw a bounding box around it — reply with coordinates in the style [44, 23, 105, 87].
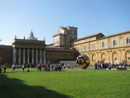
[0, 69, 130, 98]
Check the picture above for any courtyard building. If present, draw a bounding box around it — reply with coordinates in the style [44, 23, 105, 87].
[0, 26, 130, 65]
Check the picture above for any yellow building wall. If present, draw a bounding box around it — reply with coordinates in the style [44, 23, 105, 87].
[73, 33, 130, 64]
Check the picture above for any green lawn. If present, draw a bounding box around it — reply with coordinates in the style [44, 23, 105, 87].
[0, 70, 130, 98]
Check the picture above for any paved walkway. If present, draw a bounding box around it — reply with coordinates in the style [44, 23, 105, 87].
[1, 68, 130, 73]
[62, 68, 130, 71]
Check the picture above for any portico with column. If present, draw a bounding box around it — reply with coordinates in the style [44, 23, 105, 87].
[12, 30, 46, 65]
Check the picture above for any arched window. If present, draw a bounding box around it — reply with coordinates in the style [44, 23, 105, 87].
[126, 37, 130, 44]
[102, 42, 105, 47]
[113, 40, 117, 46]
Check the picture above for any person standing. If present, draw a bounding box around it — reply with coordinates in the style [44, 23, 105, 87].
[3, 65, 6, 73]
[37, 64, 39, 72]
[39, 64, 41, 71]
[22, 64, 25, 73]
[108, 63, 111, 70]
[64, 64, 66, 69]
[12, 64, 14, 73]
[27, 64, 30, 72]
[12, 64, 15, 73]
[95, 63, 97, 69]
[45, 64, 47, 71]
[41, 64, 44, 72]
[68, 64, 70, 69]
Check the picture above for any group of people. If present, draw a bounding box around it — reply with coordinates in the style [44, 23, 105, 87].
[94, 62, 112, 70]
[94, 62, 128, 70]
[63, 64, 72, 69]
[12, 64, 30, 73]
[0, 63, 63, 73]
[37, 63, 62, 71]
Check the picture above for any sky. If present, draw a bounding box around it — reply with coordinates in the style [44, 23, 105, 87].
[0, 0, 130, 45]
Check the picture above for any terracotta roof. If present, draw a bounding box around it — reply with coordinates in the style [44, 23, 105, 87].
[102, 30, 130, 39]
[73, 33, 104, 42]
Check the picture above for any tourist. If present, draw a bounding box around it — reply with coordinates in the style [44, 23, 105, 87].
[27, 64, 30, 72]
[51, 64, 53, 71]
[22, 64, 25, 72]
[3, 65, 6, 73]
[12, 64, 15, 73]
[41, 64, 44, 71]
[37, 64, 39, 71]
[68, 64, 70, 69]
[39, 64, 41, 71]
[47, 63, 50, 71]
[108, 63, 111, 70]
[95, 63, 98, 69]
[45, 64, 47, 71]
[64, 64, 66, 69]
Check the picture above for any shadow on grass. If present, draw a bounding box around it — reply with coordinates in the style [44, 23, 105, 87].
[0, 74, 72, 98]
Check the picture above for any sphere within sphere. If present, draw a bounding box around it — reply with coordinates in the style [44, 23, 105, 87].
[76, 54, 90, 69]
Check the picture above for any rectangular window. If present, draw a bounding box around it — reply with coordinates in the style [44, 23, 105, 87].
[103, 59, 105, 61]
[115, 58, 117, 61]
[61, 41, 63, 45]
[128, 57, 130, 60]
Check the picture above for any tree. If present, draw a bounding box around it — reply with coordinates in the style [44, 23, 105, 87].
[5, 63, 9, 67]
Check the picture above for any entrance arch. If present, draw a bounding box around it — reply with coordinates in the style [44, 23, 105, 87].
[101, 52, 106, 63]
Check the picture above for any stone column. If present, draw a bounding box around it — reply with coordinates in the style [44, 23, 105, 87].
[23, 48, 25, 64]
[28, 48, 29, 64]
[36, 49, 38, 64]
[32, 48, 34, 64]
[43, 50, 46, 64]
[40, 49, 42, 64]
[19, 48, 21, 64]
[13, 48, 16, 64]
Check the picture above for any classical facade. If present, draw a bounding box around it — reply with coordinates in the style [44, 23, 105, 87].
[72, 30, 130, 64]
[10, 29, 76, 65]
[12, 31, 46, 64]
